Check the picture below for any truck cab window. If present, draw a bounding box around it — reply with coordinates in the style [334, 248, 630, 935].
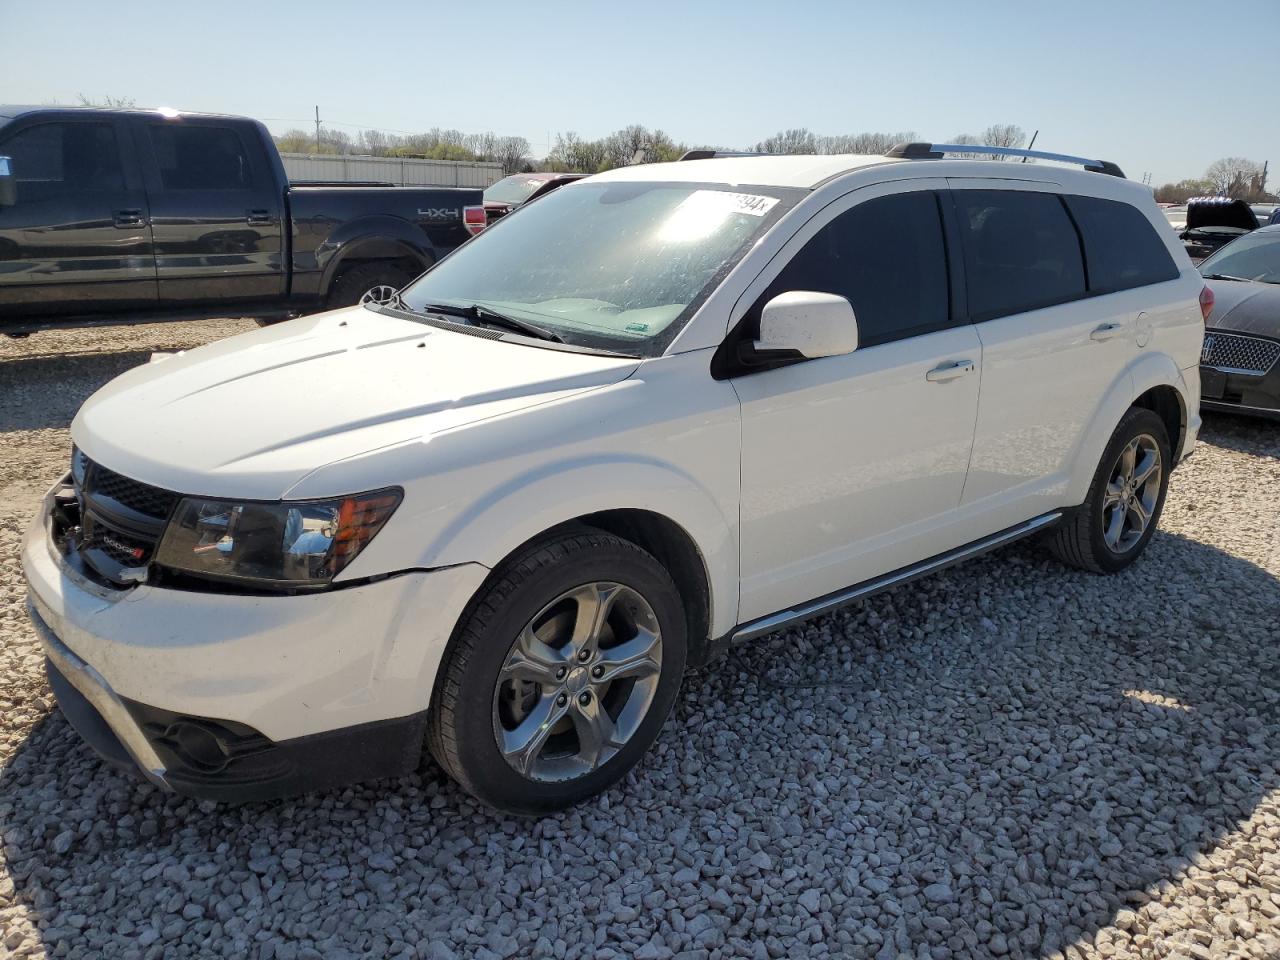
[148, 124, 251, 190]
[2, 122, 124, 201]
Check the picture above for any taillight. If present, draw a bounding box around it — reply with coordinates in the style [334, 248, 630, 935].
[463, 205, 486, 237]
[1199, 284, 1214, 323]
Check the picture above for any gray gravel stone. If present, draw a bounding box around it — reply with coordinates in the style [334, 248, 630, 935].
[2, 322, 1280, 960]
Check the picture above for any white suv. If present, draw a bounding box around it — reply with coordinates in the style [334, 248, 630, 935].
[23, 143, 1206, 814]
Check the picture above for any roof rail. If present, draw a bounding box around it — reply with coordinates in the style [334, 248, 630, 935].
[677, 149, 768, 161]
[885, 142, 1126, 178]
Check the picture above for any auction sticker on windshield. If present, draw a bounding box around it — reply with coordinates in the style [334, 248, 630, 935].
[702, 190, 780, 217]
[658, 190, 780, 242]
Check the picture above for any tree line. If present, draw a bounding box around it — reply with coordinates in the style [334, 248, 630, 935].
[271, 127, 533, 175]
[271, 121, 1042, 176]
[75, 96, 1268, 199]
[1154, 158, 1273, 203]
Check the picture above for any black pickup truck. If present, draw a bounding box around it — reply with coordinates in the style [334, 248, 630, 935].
[0, 106, 487, 332]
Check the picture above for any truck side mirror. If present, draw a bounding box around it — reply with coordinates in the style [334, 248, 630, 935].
[0, 157, 15, 207]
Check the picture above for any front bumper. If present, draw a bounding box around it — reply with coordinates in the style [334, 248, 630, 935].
[1200, 362, 1280, 421]
[21, 480, 489, 802]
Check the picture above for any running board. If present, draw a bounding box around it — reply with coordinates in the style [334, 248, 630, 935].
[731, 511, 1063, 644]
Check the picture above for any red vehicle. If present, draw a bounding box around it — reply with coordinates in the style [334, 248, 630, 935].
[483, 172, 586, 223]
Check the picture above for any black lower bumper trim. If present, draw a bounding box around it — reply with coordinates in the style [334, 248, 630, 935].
[155, 711, 428, 804]
[46, 658, 137, 773]
[46, 657, 427, 803]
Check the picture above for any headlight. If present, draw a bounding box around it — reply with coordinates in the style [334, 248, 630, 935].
[154, 488, 401, 589]
[71, 445, 88, 487]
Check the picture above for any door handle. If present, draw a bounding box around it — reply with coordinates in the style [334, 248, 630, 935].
[1090, 322, 1125, 342]
[925, 359, 976, 383]
[112, 209, 146, 229]
[246, 209, 272, 225]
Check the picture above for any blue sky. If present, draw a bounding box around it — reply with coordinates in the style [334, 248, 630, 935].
[3, 0, 1277, 186]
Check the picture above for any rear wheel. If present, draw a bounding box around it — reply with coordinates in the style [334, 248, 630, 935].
[328, 261, 419, 309]
[426, 531, 687, 814]
[1045, 407, 1171, 573]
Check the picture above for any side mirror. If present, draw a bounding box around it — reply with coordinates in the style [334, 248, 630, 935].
[753, 290, 859, 360]
[0, 157, 14, 207]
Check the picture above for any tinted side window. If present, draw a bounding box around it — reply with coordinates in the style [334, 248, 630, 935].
[1065, 195, 1179, 293]
[760, 191, 950, 347]
[3, 122, 124, 201]
[148, 125, 251, 190]
[953, 190, 1085, 321]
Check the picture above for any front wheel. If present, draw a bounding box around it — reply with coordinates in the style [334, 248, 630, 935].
[426, 531, 687, 814]
[1045, 407, 1171, 574]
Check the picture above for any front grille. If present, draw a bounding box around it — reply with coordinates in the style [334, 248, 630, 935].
[80, 519, 153, 566]
[1201, 332, 1280, 376]
[88, 461, 181, 521]
[70, 449, 179, 585]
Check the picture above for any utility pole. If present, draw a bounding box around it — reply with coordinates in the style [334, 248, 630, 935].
[314, 106, 321, 154]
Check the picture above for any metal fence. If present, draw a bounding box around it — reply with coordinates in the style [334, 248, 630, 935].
[280, 153, 505, 188]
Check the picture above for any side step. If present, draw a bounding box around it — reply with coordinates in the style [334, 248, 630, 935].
[731, 511, 1063, 644]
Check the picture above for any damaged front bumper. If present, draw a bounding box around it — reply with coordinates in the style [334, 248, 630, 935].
[20, 475, 488, 802]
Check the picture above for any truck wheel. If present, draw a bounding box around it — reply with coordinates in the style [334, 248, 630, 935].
[1044, 407, 1171, 574]
[329, 262, 419, 309]
[426, 530, 687, 815]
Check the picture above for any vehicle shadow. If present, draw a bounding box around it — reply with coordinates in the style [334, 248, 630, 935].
[2, 529, 1277, 958]
[1199, 410, 1279, 459]
[0, 351, 158, 433]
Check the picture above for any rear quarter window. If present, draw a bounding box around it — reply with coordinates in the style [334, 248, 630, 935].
[1065, 195, 1180, 293]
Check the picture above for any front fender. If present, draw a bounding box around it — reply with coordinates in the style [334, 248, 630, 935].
[1066, 352, 1193, 504]
[422, 457, 740, 638]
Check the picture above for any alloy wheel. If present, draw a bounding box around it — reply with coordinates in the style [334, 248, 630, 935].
[359, 284, 399, 305]
[493, 582, 663, 782]
[1101, 433, 1162, 553]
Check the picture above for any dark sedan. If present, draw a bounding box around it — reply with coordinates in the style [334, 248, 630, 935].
[1199, 224, 1280, 419]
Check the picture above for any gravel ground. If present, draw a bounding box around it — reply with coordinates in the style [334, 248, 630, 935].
[1, 319, 1278, 960]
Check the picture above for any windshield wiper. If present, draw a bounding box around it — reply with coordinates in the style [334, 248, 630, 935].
[417, 302, 563, 342]
[1204, 273, 1253, 282]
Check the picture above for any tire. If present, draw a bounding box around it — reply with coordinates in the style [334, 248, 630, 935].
[426, 530, 687, 815]
[327, 261, 419, 309]
[1045, 407, 1172, 574]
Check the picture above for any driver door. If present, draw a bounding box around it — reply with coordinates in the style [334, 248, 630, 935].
[728, 181, 983, 622]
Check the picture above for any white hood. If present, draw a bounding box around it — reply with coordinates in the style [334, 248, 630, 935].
[72, 307, 639, 499]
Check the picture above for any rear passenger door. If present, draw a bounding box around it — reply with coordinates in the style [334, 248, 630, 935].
[134, 118, 285, 304]
[948, 182, 1137, 525]
[0, 117, 155, 317]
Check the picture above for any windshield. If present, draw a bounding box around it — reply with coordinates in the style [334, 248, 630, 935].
[483, 175, 548, 206]
[1199, 232, 1280, 283]
[401, 181, 799, 356]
